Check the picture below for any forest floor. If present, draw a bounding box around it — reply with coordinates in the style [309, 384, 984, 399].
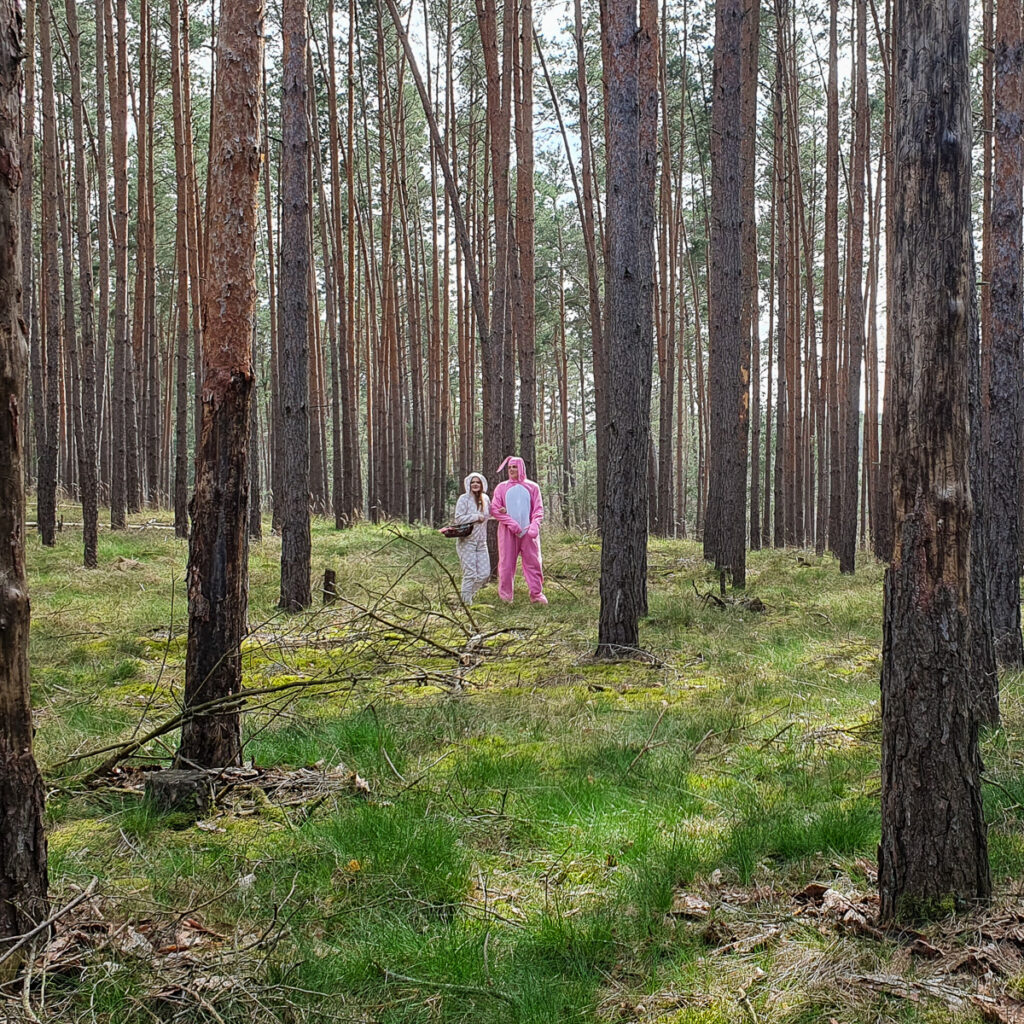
[11, 511, 1024, 1023]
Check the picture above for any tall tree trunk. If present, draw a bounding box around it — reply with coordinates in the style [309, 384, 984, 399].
[987, 0, 1024, 666]
[514, 0, 536, 478]
[107, 0, 128, 529]
[94, 0, 109, 502]
[37, 0, 59, 546]
[838, 0, 868, 573]
[824, 0, 840, 555]
[178, 0, 264, 769]
[172, 0, 190, 538]
[772, 11, 787, 550]
[574, 0, 605, 527]
[741, 0, 759, 553]
[704, 0, 748, 587]
[278, 0, 311, 611]
[879, 0, 990, 923]
[597, 0, 657, 654]
[325, 0, 349, 528]
[20, 0, 35, 486]
[0, 0, 48, 958]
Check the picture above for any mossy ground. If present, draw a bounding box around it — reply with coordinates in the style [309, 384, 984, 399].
[20, 510, 1024, 1022]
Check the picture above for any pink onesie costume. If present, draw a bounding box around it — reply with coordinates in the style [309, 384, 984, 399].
[490, 456, 547, 604]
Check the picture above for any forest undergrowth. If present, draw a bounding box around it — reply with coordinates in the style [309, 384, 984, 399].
[13, 512, 1024, 1023]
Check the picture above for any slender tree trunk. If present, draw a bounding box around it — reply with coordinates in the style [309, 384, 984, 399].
[838, 0, 868, 573]
[987, 0, 1024, 666]
[575, 0, 605, 526]
[106, 0, 128, 528]
[772, 13, 787, 549]
[879, 0, 990, 923]
[178, 0, 264, 769]
[20, 0, 35, 486]
[278, 0, 311, 611]
[94, 0, 109, 501]
[0, 0, 49, 958]
[704, 0, 749, 586]
[325, 0, 349, 528]
[172, 0, 190, 538]
[515, 0, 536, 478]
[37, 0, 59, 545]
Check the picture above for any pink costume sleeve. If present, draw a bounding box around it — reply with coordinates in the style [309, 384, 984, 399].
[489, 481, 522, 534]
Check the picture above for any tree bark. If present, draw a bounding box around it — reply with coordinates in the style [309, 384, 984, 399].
[597, 0, 657, 654]
[37, 0, 59, 546]
[178, 0, 264, 769]
[704, 0, 748, 586]
[171, 0, 190, 539]
[879, 0, 990, 923]
[0, 0, 49, 957]
[838, 0, 868, 574]
[278, 0, 311, 611]
[986, 0, 1024, 666]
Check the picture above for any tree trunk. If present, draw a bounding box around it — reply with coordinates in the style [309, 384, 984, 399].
[178, 0, 264, 769]
[0, 0, 49, 958]
[171, 0, 190, 539]
[37, 0, 59, 546]
[987, 0, 1024, 666]
[106, 0, 128, 529]
[704, 0, 749, 586]
[597, 0, 657, 654]
[879, 0, 990, 923]
[277, 0, 311, 611]
[515, 0, 536, 479]
[838, 0, 868, 574]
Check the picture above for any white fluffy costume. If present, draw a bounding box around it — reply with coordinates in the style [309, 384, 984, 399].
[454, 473, 491, 603]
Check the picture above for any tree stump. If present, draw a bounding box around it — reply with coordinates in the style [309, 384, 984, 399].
[323, 569, 337, 605]
[144, 770, 215, 815]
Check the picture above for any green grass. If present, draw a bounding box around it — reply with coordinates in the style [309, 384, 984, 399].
[20, 508, 1017, 1022]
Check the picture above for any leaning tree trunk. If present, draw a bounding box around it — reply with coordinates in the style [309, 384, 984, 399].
[879, 0, 991, 923]
[0, 0, 49, 963]
[178, 0, 265, 769]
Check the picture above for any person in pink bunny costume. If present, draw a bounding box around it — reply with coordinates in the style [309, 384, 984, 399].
[490, 455, 547, 605]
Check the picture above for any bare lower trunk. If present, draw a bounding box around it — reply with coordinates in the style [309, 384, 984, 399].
[879, 0, 990, 923]
[179, 0, 264, 769]
[0, 0, 49, 958]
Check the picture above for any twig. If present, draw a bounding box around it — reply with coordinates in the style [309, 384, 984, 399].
[383, 525, 479, 633]
[0, 877, 99, 969]
[21, 938, 40, 1022]
[693, 728, 716, 755]
[692, 579, 726, 609]
[739, 991, 759, 1023]
[392, 749, 456, 797]
[625, 706, 668, 775]
[377, 963, 518, 1006]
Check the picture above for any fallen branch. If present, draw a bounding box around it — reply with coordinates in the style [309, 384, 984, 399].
[377, 963, 518, 1006]
[50, 676, 357, 782]
[692, 579, 726, 609]
[625, 706, 668, 775]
